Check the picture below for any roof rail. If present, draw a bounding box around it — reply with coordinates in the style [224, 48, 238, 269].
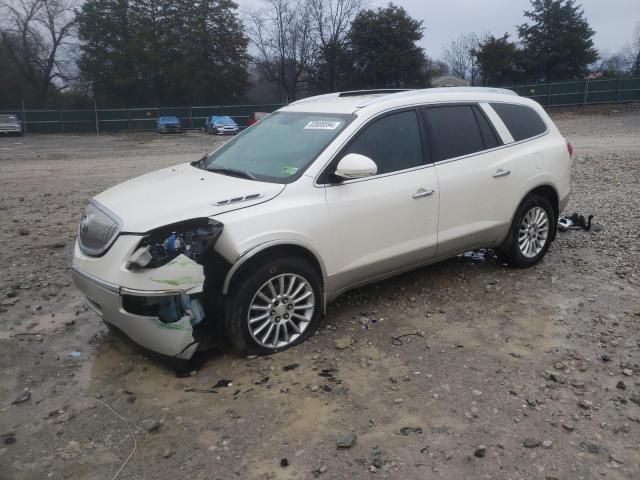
[289, 86, 518, 107]
[289, 89, 413, 106]
[338, 89, 412, 97]
[356, 86, 519, 107]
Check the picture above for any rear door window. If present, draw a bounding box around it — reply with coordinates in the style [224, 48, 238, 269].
[490, 103, 547, 141]
[423, 105, 486, 162]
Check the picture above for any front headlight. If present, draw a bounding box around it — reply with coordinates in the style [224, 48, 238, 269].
[78, 201, 123, 256]
[126, 218, 223, 269]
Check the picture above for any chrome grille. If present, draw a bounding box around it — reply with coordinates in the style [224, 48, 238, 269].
[78, 201, 122, 256]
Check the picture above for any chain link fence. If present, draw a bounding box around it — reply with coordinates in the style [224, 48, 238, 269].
[0, 103, 285, 134]
[2, 77, 639, 134]
[499, 76, 640, 107]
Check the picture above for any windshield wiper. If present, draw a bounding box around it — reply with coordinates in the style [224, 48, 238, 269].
[206, 166, 256, 180]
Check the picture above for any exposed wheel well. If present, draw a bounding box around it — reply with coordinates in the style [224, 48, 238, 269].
[225, 244, 324, 294]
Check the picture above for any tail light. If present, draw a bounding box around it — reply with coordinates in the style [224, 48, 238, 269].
[566, 141, 573, 158]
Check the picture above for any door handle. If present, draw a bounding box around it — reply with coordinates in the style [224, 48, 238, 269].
[492, 168, 511, 178]
[412, 188, 434, 199]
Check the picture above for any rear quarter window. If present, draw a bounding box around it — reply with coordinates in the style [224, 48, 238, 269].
[490, 103, 547, 141]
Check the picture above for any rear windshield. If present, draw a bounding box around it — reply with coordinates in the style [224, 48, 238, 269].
[202, 111, 352, 183]
[490, 103, 547, 141]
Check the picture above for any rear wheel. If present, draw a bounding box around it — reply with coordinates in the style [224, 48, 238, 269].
[498, 194, 555, 268]
[223, 257, 322, 355]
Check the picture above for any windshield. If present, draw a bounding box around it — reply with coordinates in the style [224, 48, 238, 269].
[201, 111, 352, 183]
[0, 115, 17, 122]
[159, 116, 178, 122]
[213, 116, 234, 124]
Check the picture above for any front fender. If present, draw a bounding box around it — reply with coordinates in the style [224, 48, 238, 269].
[221, 238, 327, 294]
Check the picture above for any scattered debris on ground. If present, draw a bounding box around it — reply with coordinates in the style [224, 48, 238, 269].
[1, 107, 639, 479]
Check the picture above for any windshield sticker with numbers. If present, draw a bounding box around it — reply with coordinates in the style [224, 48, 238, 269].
[304, 120, 342, 130]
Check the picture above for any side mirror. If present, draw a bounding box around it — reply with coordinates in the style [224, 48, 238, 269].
[334, 153, 378, 180]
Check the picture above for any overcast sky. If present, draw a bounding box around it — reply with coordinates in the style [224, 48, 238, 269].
[237, 0, 640, 58]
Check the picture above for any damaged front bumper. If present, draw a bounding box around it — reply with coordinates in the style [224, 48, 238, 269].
[72, 267, 202, 359]
[71, 236, 207, 359]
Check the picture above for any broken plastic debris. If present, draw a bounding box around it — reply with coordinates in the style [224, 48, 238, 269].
[158, 293, 205, 327]
[127, 246, 153, 268]
[69, 351, 82, 358]
[12, 391, 31, 405]
[558, 212, 594, 232]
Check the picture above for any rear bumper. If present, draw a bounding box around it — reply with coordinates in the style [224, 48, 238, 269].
[71, 266, 199, 359]
[157, 126, 182, 133]
[0, 128, 21, 134]
[216, 127, 239, 134]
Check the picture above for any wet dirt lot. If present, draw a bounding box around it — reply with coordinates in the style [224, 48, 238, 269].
[1, 105, 639, 480]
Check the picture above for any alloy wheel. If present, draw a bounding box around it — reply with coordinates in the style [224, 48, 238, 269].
[518, 206, 549, 258]
[247, 273, 315, 349]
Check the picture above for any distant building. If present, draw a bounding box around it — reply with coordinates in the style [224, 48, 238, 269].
[431, 75, 470, 87]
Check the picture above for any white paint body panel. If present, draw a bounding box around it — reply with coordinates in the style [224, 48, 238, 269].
[94, 162, 284, 232]
[71, 87, 571, 359]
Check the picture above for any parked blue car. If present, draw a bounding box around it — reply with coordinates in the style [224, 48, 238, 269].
[205, 115, 239, 135]
[156, 116, 182, 134]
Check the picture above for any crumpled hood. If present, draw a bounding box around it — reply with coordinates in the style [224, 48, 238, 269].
[93, 163, 285, 232]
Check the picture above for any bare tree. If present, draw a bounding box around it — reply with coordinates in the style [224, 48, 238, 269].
[631, 21, 640, 75]
[309, 0, 365, 91]
[0, 0, 78, 104]
[592, 48, 634, 75]
[441, 32, 485, 85]
[247, 0, 314, 102]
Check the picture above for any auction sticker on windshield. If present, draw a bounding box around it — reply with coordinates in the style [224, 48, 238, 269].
[304, 120, 342, 130]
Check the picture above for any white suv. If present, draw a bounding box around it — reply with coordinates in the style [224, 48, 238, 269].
[72, 88, 571, 359]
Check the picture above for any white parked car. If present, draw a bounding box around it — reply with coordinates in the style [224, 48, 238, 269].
[72, 88, 571, 360]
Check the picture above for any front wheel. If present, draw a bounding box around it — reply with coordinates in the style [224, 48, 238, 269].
[223, 257, 322, 355]
[498, 194, 555, 268]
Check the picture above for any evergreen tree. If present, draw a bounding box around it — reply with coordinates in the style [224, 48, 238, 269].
[473, 34, 521, 85]
[347, 4, 426, 89]
[77, 0, 249, 106]
[518, 0, 598, 81]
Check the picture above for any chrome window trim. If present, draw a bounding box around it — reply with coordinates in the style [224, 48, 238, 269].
[320, 163, 436, 187]
[313, 100, 550, 187]
[431, 130, 550, 167]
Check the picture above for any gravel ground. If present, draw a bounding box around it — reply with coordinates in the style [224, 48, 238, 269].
[0, 105, 639, 480]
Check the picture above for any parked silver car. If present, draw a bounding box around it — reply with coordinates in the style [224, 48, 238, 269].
[0, 114, 22, 136]
[205, 115, 239, 135]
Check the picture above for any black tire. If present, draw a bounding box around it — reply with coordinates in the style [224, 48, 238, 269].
[498, 194, 555, 268]
[223, 257, 322, 355]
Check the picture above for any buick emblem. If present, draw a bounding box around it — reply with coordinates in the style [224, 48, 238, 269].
[80, 214, 90, 234]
